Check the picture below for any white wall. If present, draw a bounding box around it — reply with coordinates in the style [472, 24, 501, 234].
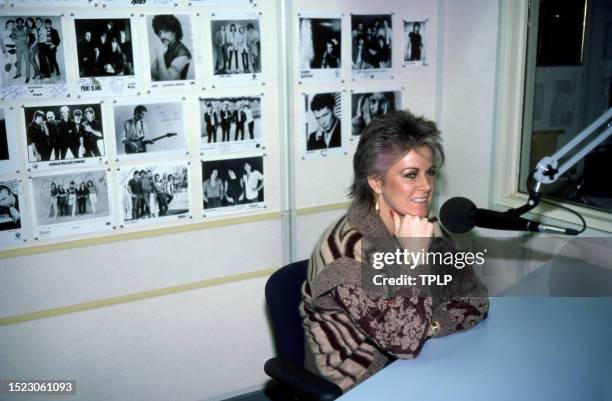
[0, 1, 504, 400]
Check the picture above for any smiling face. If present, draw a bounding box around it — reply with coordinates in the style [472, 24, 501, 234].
[369, 146, 436, 218]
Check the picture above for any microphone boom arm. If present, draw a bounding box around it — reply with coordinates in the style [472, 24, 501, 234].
[506, 107, 612, 219]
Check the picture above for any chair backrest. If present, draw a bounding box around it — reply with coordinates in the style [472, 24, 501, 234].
[265, 259, 309, 367]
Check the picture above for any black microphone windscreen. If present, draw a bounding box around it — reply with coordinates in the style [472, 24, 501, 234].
[439, 197, 476, 233]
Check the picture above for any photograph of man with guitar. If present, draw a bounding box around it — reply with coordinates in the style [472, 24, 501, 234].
[116, 103, 182, 156]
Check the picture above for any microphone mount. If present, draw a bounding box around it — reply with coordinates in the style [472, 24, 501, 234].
[504, 107, 612, 229]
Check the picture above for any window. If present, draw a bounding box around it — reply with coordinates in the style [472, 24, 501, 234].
[494, 0, 612, 232]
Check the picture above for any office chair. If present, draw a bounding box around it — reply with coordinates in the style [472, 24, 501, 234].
[264, 260, 343, 401]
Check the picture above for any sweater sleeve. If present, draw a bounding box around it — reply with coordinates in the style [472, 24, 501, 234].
[331, 284, 432, 358]
[430, 267, 489, 337]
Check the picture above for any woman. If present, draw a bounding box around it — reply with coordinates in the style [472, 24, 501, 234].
[25, 17, 41, 81]
[76, 181, 89, 215]
[67, 181, 77, 217]
[224, 169, 243, 205]
[202, 169, 223, 209]
[49, 182, 58, 219]
[300, 110, 489, 391]
[86, 180, 97, 215]
[56, 184, 67, 217]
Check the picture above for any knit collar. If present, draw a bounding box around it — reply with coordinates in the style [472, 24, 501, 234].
[346, 201, 393, 240]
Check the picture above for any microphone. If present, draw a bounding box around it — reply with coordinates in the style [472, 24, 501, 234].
[439, 197, 579, 235]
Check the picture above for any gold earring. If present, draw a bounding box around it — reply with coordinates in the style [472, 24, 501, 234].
[374, 194, 380, 213]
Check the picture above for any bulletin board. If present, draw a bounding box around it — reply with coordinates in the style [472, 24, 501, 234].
[0, 0, 440, 258]
[0, 0, 285, 254]
[289, 0, 440, 209]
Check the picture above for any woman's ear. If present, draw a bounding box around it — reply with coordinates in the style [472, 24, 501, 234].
[367, 176, 382, 195]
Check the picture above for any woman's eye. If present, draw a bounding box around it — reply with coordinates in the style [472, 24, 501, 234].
[427, 170, 436, 176]
[404, 172, 417, 179]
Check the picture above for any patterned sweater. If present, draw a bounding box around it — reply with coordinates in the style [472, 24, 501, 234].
[300, 202, 489, 391]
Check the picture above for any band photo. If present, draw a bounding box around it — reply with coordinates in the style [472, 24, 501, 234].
[211, 18, 261, 77]
[74, 16, 138, 96]
[351, 14, 393, 75]
[199, 96, 262, 151]
[0, 108, 12, 173]
[303, 92, 343, 156]
[10, 0, 91, 5]
[23, 103, 105, 168]
[75, 18, 135, 78]
[103, 0, 175, 6]
[403, 20, 426, 65]
[0, 179, 22, 233]
[118, 163, 189, 224]
[351, 90, 400, 136]
[113, 102, 186, 158]
[29, 169, 112, 239]
[147, 14, 195, 84]
[0, 15, 66, 96]
[201, 155, 264, 214]
[298, 17, 341, 82]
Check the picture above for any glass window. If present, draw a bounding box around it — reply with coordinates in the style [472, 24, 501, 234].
[520, 0, 612, 213]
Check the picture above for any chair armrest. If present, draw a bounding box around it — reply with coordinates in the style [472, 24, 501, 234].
[264, 357, 343, 401]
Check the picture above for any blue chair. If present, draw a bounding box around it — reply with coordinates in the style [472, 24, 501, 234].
[264, 260, 343, 401]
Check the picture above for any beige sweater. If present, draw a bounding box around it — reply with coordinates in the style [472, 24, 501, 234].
[300, 201, 489, 391]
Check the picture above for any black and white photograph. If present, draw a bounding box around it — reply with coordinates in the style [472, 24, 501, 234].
[201, 155, 265, 216]
[0, 179, 26, 247]
[23, 103, 106, 170]
[403, 20, 426, 65]
[118, 163, 190, 226]
[298, 16, 341, 83]
[351, 90, 400, 136]
[113, 101, 186, 159]
[0, 107, 20, 174]
[146, 14, 196, 87]
[303, 92, 344, 158]
[0, 15, 68, 100]
[29, 169, 113, 239]
[9, 0, 92, 6]
[102, 0, 174, 7]
[74, 16, 139, 96]
[210, 14, 262, 86]
[199, 96, 262, 152]
[351, 14, 393, 79]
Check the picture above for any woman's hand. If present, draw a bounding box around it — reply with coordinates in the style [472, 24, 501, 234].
[391, 210, 433, 251]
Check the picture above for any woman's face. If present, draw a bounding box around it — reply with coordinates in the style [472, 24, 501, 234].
[372, 145, 436, 218]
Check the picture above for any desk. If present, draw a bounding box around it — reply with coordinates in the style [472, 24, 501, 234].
[338, 297, 612, 401]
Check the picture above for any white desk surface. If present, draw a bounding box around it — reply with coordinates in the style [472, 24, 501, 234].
[338, 297, 612, 401]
